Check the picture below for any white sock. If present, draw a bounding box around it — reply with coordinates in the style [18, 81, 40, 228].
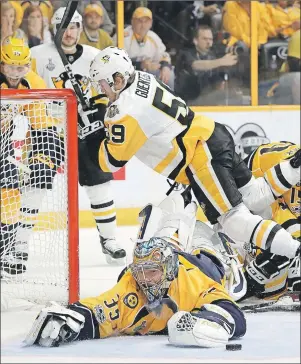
[15, 187, 47, 247]
[84, 182, 117, 240]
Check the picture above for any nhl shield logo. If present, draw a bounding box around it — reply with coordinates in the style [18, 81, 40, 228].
[46, 58, 56, 71]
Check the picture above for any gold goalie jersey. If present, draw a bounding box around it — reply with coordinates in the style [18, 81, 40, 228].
[98, 71, 215, 184]
[245, 141, 300, 239]
[78, 252, 234, 338]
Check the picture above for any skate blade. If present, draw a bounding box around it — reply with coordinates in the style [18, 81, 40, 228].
[105, 254, 126, 266]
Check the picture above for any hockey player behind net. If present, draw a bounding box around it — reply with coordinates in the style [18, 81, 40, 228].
[24, 194, 247, 348]
[0, 37, 64, 277]
[17, 7, 126, 265]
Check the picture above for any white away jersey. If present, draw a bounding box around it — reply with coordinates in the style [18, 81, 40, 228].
[99, 71, 215, 182]
[31, 43, 99, 100]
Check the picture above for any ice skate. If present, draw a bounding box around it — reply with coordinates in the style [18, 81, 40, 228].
[100, 237, 126, 266]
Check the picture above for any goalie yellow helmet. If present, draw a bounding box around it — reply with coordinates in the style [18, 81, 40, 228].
[1, 37, 31, 66]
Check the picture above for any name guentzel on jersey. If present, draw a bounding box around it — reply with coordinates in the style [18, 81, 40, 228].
[135, 72, 151, 99]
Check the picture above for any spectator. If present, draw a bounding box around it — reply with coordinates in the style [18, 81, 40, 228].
[115, 7, 175, 89]
[51, 0, 114, 35]
[271, 30, 300, 104]
[1, 1, 26, 42]
[191, 1, 224, 30]
[175, 25, 238, 103]
[79, 3, 113, 50]
[222, 0, 277, 49]
[20, 5, 52, 48]
[21, 1, 53, 27]
[265, 0, 300, 38]
[167, 1, 225, 51]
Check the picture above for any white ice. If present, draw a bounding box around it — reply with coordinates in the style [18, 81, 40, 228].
[1, 227, 300, 363]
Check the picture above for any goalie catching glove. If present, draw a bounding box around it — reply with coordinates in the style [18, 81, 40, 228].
[23, 301, 85, 347]
[168, 303, 236, 348]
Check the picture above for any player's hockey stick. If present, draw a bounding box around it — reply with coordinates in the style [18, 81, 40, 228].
[53, 0, 89, 111]
[6, 155, 31, 174]
[240, 292, 300, 313]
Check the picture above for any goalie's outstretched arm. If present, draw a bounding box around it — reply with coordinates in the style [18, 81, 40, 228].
[23, 301, 100, 347]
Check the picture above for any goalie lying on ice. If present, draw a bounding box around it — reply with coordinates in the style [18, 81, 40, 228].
[24, 237, 246, 348]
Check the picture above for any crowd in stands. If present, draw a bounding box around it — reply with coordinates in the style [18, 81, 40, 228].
[1, 0, 300, 105]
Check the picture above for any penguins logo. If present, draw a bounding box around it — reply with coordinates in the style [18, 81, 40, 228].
[224, 123, 270, 159]
[101, 55, 110, 64]
[51, 73, 91, 97]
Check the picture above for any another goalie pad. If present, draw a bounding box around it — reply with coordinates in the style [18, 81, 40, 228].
[168, 304, 235, 348]
[23, 301, 85, 347]
[136, 190, 197, 252]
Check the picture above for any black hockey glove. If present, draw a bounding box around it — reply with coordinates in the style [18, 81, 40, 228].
[244, 251, 290, 299]
[289, 148, 301, 168]
[77, 102, 107, 141]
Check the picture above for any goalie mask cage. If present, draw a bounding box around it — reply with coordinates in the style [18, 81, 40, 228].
[1, 89, 79, 308]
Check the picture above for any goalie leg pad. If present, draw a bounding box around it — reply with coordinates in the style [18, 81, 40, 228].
[137, 192, 197, 251]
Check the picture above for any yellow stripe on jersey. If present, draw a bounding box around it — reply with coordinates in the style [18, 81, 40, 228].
[154, 139, 179, 174]
[99, 114, 148, 173]
[170, 115, 215, 183]
[255, 220, 274, 251]
[248, 142, 299, 177]
[265, 169, 288, 196]
[189, 142, 232, 215]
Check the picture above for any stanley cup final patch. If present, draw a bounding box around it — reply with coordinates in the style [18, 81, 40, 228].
[94, 304, 106, 324]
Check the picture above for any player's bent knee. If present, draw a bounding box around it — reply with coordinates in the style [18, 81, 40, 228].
[268, 228, 300, 259]
[218, 203, 262, 243]
[0, 188, 20, 224]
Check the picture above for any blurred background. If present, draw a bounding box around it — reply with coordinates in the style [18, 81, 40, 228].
[1, 0, 300, 106]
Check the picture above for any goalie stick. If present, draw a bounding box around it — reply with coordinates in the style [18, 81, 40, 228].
[53, 0, 89, 111]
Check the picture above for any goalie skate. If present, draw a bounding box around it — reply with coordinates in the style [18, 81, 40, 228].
[100, 237, 126, 266]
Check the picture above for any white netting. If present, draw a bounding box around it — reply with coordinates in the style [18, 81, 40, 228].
[1, 97, 74, 308]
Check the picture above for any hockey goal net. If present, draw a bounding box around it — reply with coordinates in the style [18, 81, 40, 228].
[1, 89, 79, 309]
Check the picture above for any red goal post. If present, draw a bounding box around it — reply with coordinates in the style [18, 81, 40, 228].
[1, 89, 79, 305]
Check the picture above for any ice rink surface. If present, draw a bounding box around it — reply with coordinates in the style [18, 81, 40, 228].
[1, 227, 300, 363]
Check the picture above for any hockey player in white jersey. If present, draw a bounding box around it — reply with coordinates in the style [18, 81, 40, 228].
[14, 8, 126, 266]
[88, 46, 300, 269]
